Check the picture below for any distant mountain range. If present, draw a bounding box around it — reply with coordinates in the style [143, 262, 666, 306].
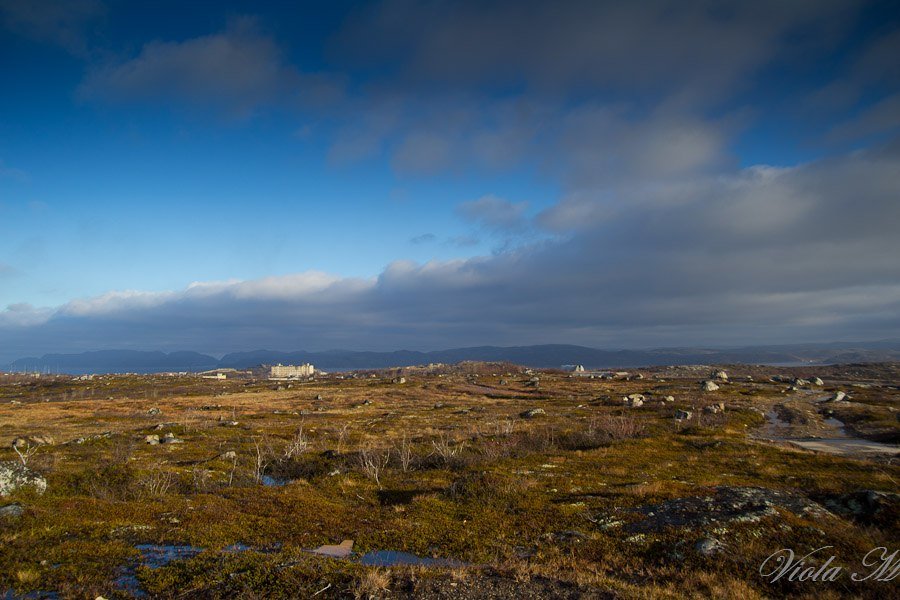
[5, 340, 900, 374]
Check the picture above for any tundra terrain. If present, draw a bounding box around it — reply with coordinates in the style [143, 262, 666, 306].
[1, 362, 898, 599]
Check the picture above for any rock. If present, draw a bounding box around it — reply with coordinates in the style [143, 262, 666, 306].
[362, 399, 373, 405]
[674, 410, 693, 421]
[221, 451, 237, 460]
[392, 377, 406, 384]
[712, 370, 729, 381]
[627, 486, 831, 533]
[147, 407, 160, 415]
[162, 433, 183, 444]
[0, 503, 24, 518]
[694, 537, 725, 556]
[0, 462, 47, 496]
[793, 378, 809, 386]
[826, 391, 847, 403]
[219, 420, 239, 427]
[822, 490, 900, 527]
[315, 394, 324, 401]
[703, 402, 726, 414]
[145, 434, 160, 445]
[811, 377, 824, 386]
[520, 408, 546, 419]
[664, 396, 675, 402]
[623, 394, 644, 408]
[499, 379, 508, 385]
[701, 380, 720, 392]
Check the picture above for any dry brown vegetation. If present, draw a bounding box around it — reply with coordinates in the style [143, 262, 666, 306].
[0, 363, 898, 598]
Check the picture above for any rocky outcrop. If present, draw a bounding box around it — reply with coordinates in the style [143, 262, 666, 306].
[625, 486, 830, 533]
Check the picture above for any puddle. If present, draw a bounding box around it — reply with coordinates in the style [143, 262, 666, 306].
[359, 550, 467, 568]
[761, 408, 899, 457]
[2, 592, 59, 600]
[308, 539, 468, 568]
[115, 544, 204, 597]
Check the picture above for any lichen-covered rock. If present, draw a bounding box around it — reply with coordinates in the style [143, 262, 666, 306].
[674, 410, 693, 420]
[0, 503, 24, 518]
[0, 461, 47, 496]
[694, 537, 726, 556]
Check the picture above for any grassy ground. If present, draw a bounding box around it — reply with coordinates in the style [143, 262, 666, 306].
[0, 364, 898, 599]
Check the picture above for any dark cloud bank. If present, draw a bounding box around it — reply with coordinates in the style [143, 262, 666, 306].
[2, 0, 900, 363]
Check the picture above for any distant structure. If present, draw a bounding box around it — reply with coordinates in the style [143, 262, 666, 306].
[269, 363, 315, 379]
[562, 364, 586, 372]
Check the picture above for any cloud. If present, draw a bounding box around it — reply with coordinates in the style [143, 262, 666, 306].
[78, 18, 339, 117]
[3, 138, 899, 362]
[457, 195, 529, 232]
[409, 233, 437, 244]
[0, 0, 103, 55]
[336, 0, 854, 102]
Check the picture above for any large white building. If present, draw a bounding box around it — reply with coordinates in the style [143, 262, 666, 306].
[269, 363, 315, 379]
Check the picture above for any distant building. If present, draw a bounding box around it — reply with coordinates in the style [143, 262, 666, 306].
[562, 364, 586, 372]
[202, 372, 227, 380]
[269, 363, 315, 379]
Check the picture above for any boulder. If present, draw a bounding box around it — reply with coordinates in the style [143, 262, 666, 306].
[623, 393, 645, 407]
[826, 391, 847, 403]
[0, 461, 47, 496]
[701, 380, 720, 392]
[0, 503, 24, 519]
[520, 408, 546, 419]
[145, 434, 160, 445]
[147, 407, 160, 416]
[703, 402, 726, 414]
[162, 432, 184, 444]
[664, 396, 675, 402]
[811, 377, 824, 386]
[674, 410, 693, 421]
[712, 370, 729, 381]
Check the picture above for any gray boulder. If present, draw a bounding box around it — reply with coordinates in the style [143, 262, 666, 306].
[701, 380, 720, 392]
[0, 503, 24, 519]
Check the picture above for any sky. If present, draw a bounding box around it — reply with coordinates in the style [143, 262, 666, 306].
[1, 0, 899, 362]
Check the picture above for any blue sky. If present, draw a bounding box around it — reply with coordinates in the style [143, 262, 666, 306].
[1, 0, 899, 361]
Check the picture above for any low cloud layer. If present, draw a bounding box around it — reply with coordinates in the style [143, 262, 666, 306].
[3, 138, 899, 362]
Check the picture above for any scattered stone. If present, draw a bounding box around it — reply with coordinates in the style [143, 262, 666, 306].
[221, 451, 237, 460]
[499, 379, 508, 385]
[712, 370, 729, 382]
[520, 408, 546, 419]
[664, 396, 675, 402]
[826, 391, 848, 403]
[145, 435, 160, 445]
[701, 380, 720, 392]
[703, 402, 726, 414]
[315, 394, 324, 401]
[433, 402, 446, 409]
[0, 461, 47, 496]
[220, 421, 240, 427]
[392, 377, 406, 384]
[694, 537, 726, 556]
[162, 433, 184, 444]
[0, 503, 24, 519]
[811, 377, 824, 386]
[674, 410, 693, 421]
[362, 399, 373, 406]
[147, 407, 160, 416]
[793, 378, 809, 386]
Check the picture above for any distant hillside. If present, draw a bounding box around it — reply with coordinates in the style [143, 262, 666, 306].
[8, 350, 218, 375]
[6, 341, 900, 374]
